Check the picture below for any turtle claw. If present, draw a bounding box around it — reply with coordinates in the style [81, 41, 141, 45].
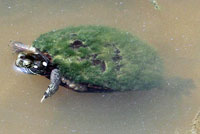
[40, 95, 46, 103]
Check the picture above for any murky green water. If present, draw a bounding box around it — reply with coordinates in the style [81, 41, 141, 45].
[1, 0, 200, 134]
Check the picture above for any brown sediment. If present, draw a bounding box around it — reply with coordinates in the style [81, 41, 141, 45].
[191, 111, 200, 134]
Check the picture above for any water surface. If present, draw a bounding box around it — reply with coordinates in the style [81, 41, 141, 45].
[1, 0, 200, 134]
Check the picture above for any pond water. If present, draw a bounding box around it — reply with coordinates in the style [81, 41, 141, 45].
[1, 0, 200, 134]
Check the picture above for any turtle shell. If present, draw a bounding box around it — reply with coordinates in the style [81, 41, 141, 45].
[33, 25, 163, 91]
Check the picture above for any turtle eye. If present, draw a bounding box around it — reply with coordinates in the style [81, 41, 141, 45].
[18, 53, 26, 59]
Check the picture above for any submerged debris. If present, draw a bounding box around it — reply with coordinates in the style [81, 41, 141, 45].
[192, 111, 200, 134]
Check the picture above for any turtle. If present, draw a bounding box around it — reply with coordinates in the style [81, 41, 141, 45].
[10, 25, 163, 103]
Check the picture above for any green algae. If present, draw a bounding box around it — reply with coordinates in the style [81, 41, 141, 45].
[33, 25, 163, 91]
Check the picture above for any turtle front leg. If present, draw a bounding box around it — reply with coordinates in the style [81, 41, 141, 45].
[9, 41, 37, 53]
[40, 69, 61, 103]
[10, 41, 50, 63]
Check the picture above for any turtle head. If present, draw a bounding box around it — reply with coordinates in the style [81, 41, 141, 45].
[14, 52, 47, 75]
[10, 41, 50, 74]
[15, 53, 32, 67]
[14, 53, 36, 74]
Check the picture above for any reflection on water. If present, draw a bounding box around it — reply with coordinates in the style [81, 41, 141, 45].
[163, 77, 195, 96]
[1, 0, 200, 134]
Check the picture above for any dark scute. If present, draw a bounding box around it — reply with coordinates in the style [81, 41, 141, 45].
[92, 59, 106, 72]
[112, 55, 122, 61]
[70, 40, 83, 49]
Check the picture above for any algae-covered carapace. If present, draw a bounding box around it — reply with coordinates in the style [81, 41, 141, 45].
[11, 25, 163, 102]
